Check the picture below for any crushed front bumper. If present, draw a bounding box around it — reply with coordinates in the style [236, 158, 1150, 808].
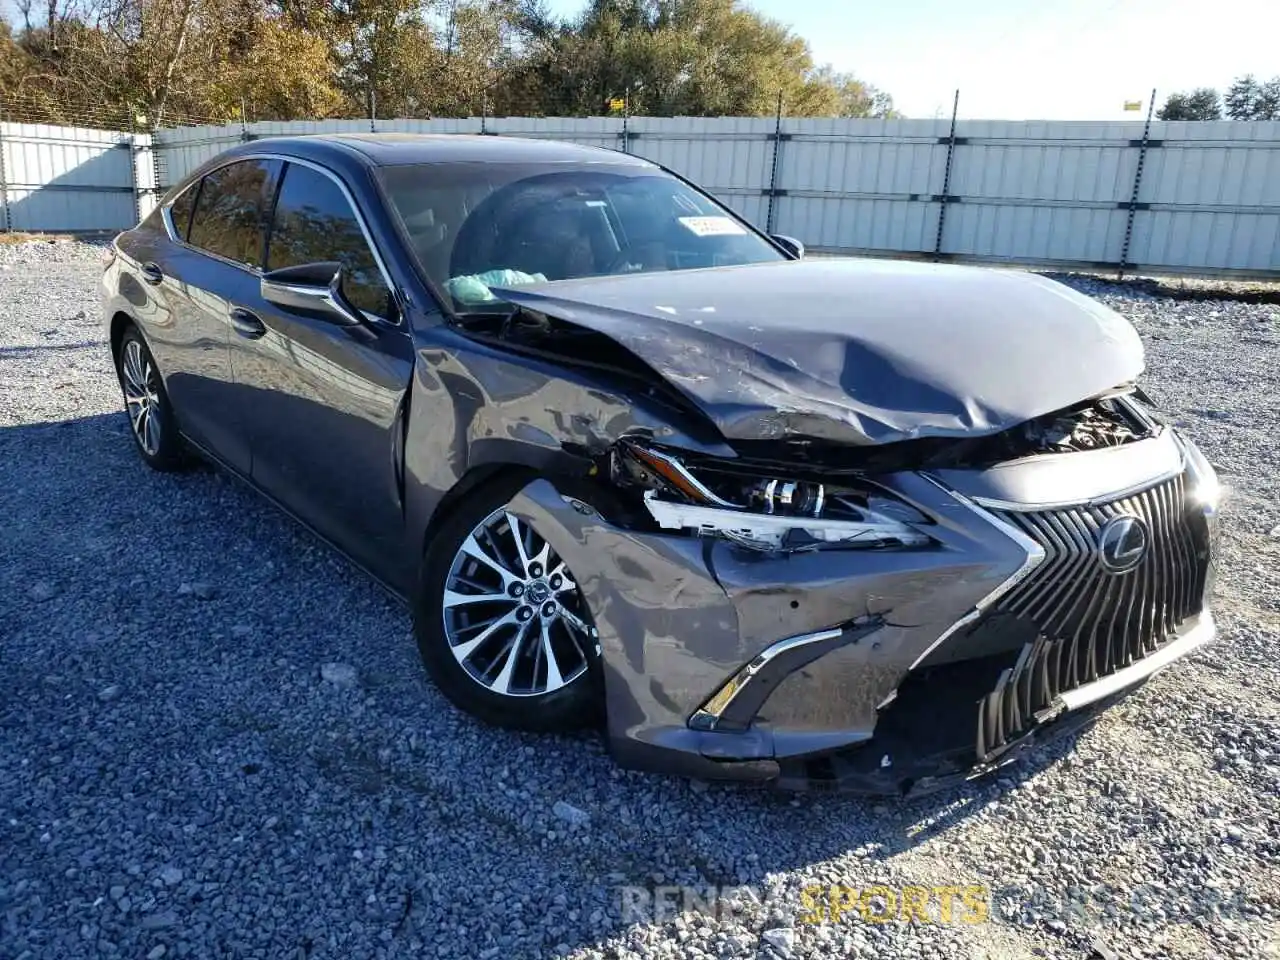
[506, 429, 1217, 795]
[775, 611, 1216, 796]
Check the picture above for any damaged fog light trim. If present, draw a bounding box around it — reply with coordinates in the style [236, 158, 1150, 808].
[643, 492, 932, 551]
[690, 619, 884, 732]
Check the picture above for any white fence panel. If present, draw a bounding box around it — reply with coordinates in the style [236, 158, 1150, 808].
[152, 124, 243, 191]
[0, 122, 138, 231]
[3, 116, 1278, 277]
[485, 116, 620, 149]
[940, 121, 1145, 265]
[773, 118, 950, 253]
[1126, 120, 1280, 274]
[629, 117, 774, 225]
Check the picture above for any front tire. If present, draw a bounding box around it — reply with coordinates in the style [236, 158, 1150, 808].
[414, 476, 601, 732]
[115, 326, 186, 471]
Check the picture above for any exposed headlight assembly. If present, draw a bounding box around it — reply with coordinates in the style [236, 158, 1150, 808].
[614, 441, 932, 552]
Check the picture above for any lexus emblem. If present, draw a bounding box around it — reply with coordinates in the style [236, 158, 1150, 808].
[1097, 515, 1148, 573]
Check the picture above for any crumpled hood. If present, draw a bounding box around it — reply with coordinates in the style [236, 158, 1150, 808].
[493, 257, 1144, 445]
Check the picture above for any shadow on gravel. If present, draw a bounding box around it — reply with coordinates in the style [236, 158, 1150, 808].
[0, 341, 104, 358]
[0, 408, 1089, 959]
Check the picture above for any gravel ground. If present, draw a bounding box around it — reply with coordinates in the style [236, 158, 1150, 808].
[2, 240, 1278, 960]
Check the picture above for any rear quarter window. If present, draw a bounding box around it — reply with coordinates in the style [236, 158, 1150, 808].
[167, 182, 199, 240]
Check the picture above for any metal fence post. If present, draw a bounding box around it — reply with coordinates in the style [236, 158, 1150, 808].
[621, 86, 631, 154]
[152, 124, 166, 201]
[126, 124, 142, 226]
[933, 89, 960, 259]
[1118, 89, 1157, 280]
[765, 90, 784, 234]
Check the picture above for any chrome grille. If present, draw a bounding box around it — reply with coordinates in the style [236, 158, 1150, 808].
[975, 471, 1208, 761]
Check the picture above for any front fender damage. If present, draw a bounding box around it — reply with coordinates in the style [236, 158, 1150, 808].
[503, 475, 1026, 784]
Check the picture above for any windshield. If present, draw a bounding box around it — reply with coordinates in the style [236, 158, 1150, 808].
[379, 161, 786, 313]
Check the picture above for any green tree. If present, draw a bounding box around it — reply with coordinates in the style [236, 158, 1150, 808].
[1260, 78, 1280, 121]
[2, 0, 898, 123]
[209, 16, 345, 120]
[1225, 74, 1261, 120]
[1157, 87, 1222, 121]
[495, 0, 896, 118]
[1225, 73, 1280, 120]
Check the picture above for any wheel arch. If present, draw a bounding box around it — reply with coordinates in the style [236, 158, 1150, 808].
[419, 462, 527, 558]
[414, 442, 588, 555]
[108, 311, 137, 367]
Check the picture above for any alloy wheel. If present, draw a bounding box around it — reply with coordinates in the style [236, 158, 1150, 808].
[442, 508, 594, 697]
[120, 338, 162, 456]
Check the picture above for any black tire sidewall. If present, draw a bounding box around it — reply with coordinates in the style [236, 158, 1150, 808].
[413, 474, 601, 732]
[117, 326, 185, 472]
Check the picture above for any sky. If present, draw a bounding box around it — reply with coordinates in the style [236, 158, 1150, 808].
[544, 0, 1279, 120]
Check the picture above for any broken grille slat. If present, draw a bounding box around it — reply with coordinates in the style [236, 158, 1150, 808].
[976, 471, 1206, 763]
[1103, 495, 1141, 673]
[1170, 476, 1197, 641]
[1163, 480, 1183, 640]
[1049, 509, 1106, 645]
[1020, 635, 1043, 722]
[1077, 565, 1118, 685]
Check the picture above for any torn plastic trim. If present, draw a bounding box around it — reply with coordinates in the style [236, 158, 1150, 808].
[906, 476, 1047, 672]
[644, 492, 931, 552]
[689, 616, 886, 732]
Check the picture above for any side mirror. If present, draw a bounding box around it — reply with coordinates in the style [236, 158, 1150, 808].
[260, 261, 364, 327]
[770, 234, 805, 259]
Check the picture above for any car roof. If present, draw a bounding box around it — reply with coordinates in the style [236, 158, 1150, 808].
[243, 133, 655, 169]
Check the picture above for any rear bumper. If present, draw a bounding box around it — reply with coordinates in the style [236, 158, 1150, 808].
[502, 430, 1216, 795]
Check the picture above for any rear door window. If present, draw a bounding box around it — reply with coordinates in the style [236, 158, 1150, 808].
[167, 182, 200, 240]
[186, 159, 281, 268]
[266, 163, 392, 319]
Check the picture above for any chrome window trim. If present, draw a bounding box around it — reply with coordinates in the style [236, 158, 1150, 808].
[159, 153, 402, 327]
[160, 194, 186, 242]
[906, 476, 1047, 672]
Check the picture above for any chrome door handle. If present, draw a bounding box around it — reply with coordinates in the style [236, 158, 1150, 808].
[229, 307, 266, 339]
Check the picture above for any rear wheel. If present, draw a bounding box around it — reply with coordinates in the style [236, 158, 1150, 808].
[116, 326, 186, 471]
[414, 477, 601, 731]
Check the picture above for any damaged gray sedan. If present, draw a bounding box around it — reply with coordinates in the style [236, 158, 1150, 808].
[102, 134, 1219, 795]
